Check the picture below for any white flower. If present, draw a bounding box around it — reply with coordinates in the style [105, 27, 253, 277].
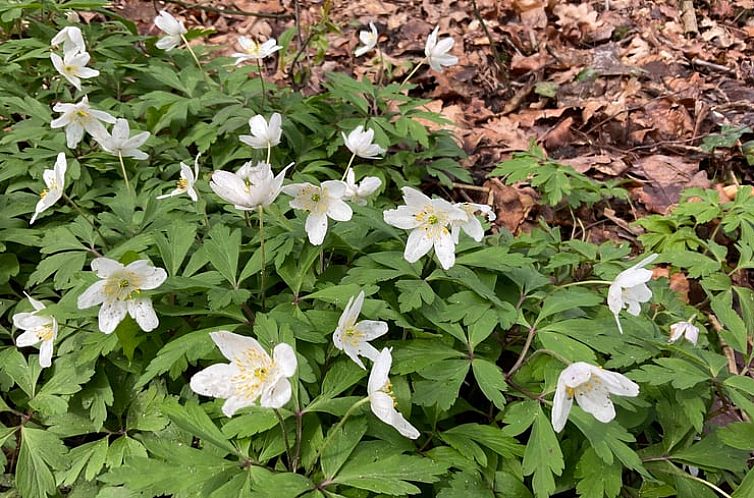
[343, 168, 381, 206]
[210, 161, 292, 211]
[77, 258, 167, 334]
[333, 291, 388, 369]
[669, 321, 699, 345]
[451, 202, 496, 243]
[239, 113, 282, 150]
[13, 293, 58, 368]
[282, 181, 353, 245]
[231, 37, 282, 65]
[551, 362, 639, 432]
[154, 10, 187, 51]
[50, 50, 99, 91]
[607, 254, 658, 334]
[424, 26, 458, 72]
[51, 95, 116, 149]
[51, 26, 86, 55]
[190, 331, 297, 416]
[342, 126, 385, 159]
[355, 22, 378, 57]
[383, 187, 467, 270]
[31, 153, 67, 224]
[95, 118, 150, 160]
[157, 154, 200, 202]
[368, 348, 420, 439]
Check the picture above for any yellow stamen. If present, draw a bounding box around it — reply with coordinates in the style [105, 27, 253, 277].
[40, 189, 49, 199]
[177, 178, 189, 190]
[37, 325, 55, 342]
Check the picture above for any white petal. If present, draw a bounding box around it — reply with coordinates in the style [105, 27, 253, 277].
[272, 343, 297, 378]
[77, 280, 107, 309]
[355, 320, 388, 340]
[25, 294, 46, 312]
[559, 362, 593, 388]
[39, 340, 54, 368]
[126, 261, 167, 289]
[13, 313, 47, 331]
[128, 298, 159, 332]
[404, 228, 433, 263]
[322, 180, 347, 199]
[402, 186, 432, 207]
[211, 170, 251, 207]
[383, 206, 422, 230]
[357, 342, 381, 363]
[305, 213, 329, 246]
[91, 257, 123, 278]
[370, 392, 419, 438]
[592, 369, 640, 397]
[433, 230, 456, 270]
[576, 388, 616, 423]
[190, 363, 236, 398]
[98, 300, 128, 334]
[15, 329, 41, 348]
[551, 380, 573, 432]
[259, 377, 292, 408]
[389, 408, 420, 439]
[210, 331, 268, 364]
[222, 396, 254, 417]
[614, 267, 653, 288]
[367, 347, 392, 395]
[606, 283, 623, 315]
[343, 345, 367, 370]
[326, 199, 353, 222]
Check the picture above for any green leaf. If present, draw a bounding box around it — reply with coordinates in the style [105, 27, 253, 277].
[17, 427, 68, 498]
[671, 431, 749, 472]
[575, 447, 622, 498]
[136, 328, 217, 388]
[537, 288, 603, 324]
[321, 417, 367, 478]
[630, 358, 710, 389]
[521, 405, 564, 498]
[203, 225, 241, 286]
[57, 437, 109, 486]
[718, 422, 754, 450]
[468, 309, 498, 349]
[711, 290, 749, 353]
[471, 359, 507, 409]
[396, 280, 435, 313]
[570, 408, 644, 472]
[162, 398, 238, 454]
[154, 223, 197, 276]
[442, 424, 523, 459]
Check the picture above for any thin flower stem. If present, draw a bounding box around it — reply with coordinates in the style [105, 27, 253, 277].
[686, 473, 733, 498]
[311, 398, 370, 464]
[340, 153, 356, 181]
[243, 210, 252, 228]
[117, 152, 130, 192]
[556, 280, 611, 289]
[266, 144, 271, 164]
[400, 58, 425, 87]
[62, 193, 110, 251]
[258, 63, 267, 109]
[376, 47, 385, 86]
[258, 206, 266, 311]
[292, 409, 303, 471]
[181, 35, 212, 85]
[273, 409, 293, 470]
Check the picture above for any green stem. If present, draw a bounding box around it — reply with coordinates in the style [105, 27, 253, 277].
[266, 143, 271, 164]
[556, 280, 611, 289]
[181, 35, 211, 85]
[340, 153, 356, 181]
[259, 63, 267, 109]
[400, 58, 425, 87]
[117, 152, 130, 193]
[274, 409, 292, 470]
[258, 206, 266, 311]
[311, 398, 370, 464]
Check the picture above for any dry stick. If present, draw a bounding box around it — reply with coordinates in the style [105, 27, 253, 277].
[161, 0, 291, 19]
[506, 326, 537, 378]
[469, 0, 508, 81]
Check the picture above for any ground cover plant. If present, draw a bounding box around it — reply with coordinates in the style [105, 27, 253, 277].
[1, 2, 753, 497]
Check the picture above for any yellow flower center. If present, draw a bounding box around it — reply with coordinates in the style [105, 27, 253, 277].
[177, 178, 189, 190]
[37, 324, 55, 342]
[343, 326, 364, 347]
[244, 41, 261, 56]
[118, 279, 130, 288]
[232, 348, 273, 402]
[427, 214, 439, 224]
[565, 386, 575, 399]
[380, 380, 397, 407]
[103, 271, 144, 301]
[40, 189, 49, 199]
[311, 193, 321, 202]
[76, 109, 88, 118]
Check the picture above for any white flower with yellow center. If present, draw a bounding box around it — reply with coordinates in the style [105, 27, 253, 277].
[239, 113, 282, 150]
[451, 202, 496, 243]
[31, 153, 67, 224]
[51, 26, 86, 55]
[343, 168, 381, 206]
[551, 362, 639, 432]
[13, 293, 58, 368]
[154, 10, 187, 51]
[50, 50, 99, 91]
[282, 180, 353, 245]
[607, 254, 658, 334]
[51, 95, 116, 149]
[355, 22, 378, 57]
[190, 332, 297, 416]
[232, 37, 282, 65]
[77, 258, 167, 334]
[424, 26, 458, 72]
[157, 153, 200, 202]
[210, 161, 292, 211]
[383, 187, 467, 270]
[95, 118, 150, 160]
[342, 126, 385, 160]
[368, 348, 420, 439]
[669, 321, 699, 345]
[333, 291, 388, 369]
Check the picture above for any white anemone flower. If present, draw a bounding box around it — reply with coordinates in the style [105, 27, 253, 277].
[13, 293, 58, 368]
[333, 291, 388, 369]
[342, 125, 385, 159]
[50, 50, 99, 91]
[95, 119, 150, 160]
[231, 37, 282, 65]
[51, 95, 116, 149]
[31, 153, 67, 224]
[607, 254, 658, 334]
[210, 161, 292, 211]
[77, 258, 167, 334]
[190, 331, 297, 416]
[154, 10, 187, 51]
[669, 321, 699, 345]
[368, 348, 420, 439]
[551, 362, 639, 432]
[282, 181, 353, 245]
[383, 187, 467, 270]
[424, 26, 458, 72]
[451, 202, 496, 243]
[51, 26, 86, 55]
[157, 154, 200, 202]
[239, 113, 282, 150]
[355, 22, 378, 57]
[343, 168, 381, 206]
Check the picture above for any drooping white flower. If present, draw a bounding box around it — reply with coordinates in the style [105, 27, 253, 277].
[551, 362, 639, 432]
[210, 161, 292, 211]
[342, 126, 385, 159]
[282, 181, 353, 245]
[51, 95, 116, 149]
[50, 50, 99, 91]
[77, 258, 167, 334]
[231, 37, 282, 65]
[31, 153, 67, 224]
[451, 202, 496, 243]
[424, 26, 458, 72]
[383, 187, 467, 270]
[669, 321, 699, 345]
[154, 10, 187, 51]
[13, 293, 58, 368]
[51, 26, 86, 55]
[368, 348, 420, 439]
[355, 22, 378, 57]
[95, 118, 150, 160]
[157, 154, 200, 202]
[239, 113, 282, 150]
[607, 254, 658, 334]
[190, 331, 297, 416]
[333, 291, 388, 369]
[343, 168, 381, 206]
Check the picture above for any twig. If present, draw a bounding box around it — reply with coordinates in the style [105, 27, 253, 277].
[469, 0, 508, 82]
[691, 58, 735, 76]
[161, 0, 291, 19]
[506, 326, 537, 378]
